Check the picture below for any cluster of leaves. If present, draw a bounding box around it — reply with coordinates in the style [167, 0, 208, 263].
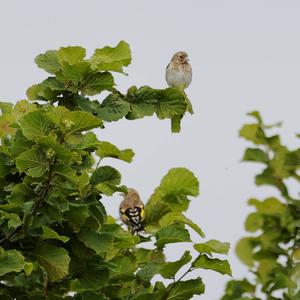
[0, 42, 230, 299]
[26, 41, 189, 133]
[221, 112, 300, 300]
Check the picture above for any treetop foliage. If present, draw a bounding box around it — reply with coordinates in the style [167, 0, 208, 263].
[221, 112, 300, 300]
[0, 41, 230, 299]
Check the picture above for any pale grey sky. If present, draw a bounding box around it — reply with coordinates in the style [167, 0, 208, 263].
[1, 1, 300, 299]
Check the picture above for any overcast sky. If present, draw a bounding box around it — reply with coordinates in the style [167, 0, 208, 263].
[1, 1, 300, 299]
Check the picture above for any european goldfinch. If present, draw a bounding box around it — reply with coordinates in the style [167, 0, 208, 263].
[119, 188, 145, 235]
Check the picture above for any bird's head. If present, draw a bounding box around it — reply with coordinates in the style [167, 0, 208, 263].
[172, 51, 189, 64]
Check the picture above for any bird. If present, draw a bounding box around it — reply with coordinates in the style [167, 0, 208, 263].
[165, 51, 194, 131]
[119, 188, 145, 235]
[166, 51, 192, 90]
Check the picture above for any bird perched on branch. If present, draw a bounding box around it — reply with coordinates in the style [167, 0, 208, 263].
[166, 51, 192, 90]
[165, 51, 193, 132]
[119, 188, 145, 235]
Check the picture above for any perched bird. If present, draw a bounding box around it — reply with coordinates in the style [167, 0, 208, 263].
[165, 51, 193, 132]
[119, 188, 145, 235]
[166, 51, 192, 90]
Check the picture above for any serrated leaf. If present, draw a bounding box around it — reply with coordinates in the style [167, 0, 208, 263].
[160, 251, 192, 279]
[243, 148, 268, 163]
[156, 88, 187, 119]
[159, 212, 205, 237]
[33, 243, 70, 282]
[194, 239, 230, 255]
[60, 61, 91, 83]
[62, 111, 102, 135]
[37, 134, 73, 162]
[70, 266, 109, 292]
[239, 124, 266, 144]
[97, 94, 130, 122]
[57, 46, 86, 64]
[125, 86, 157, 119]
[20, 110, 53, 140]
[0, 249, 26, 276]
[81, 72, 114, 96]
[166, 278, 205, 299]
[90, 41, 131, 73]
[96, 141, 134, 163]
[35, 50, 60, 74]
[136, 263, 162, 283]
[158, 168, 199, 197]
[53, 165, 79, 185]
[90, 166, 121, 186]
[155, 224, 191, 248]
[16, 149, 48, 177]
[31, 226, 69, 243]
[193, 254, 232, 276]
[78, 229, 113, 255]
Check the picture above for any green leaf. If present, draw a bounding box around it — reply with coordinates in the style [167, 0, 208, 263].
[54, 165, 79, 186]
[33, 243, 70, 282]
[160, 251, 192, 279]
[193, 254, 232, 276]
[0, 212, 22, 229]
[57, 46, 86, 64]
[97, 94, 130, 122]
[35, 50, 60, 74]
[250, 197, 286, 216]
[20, 110, 53, 140]
[155, 224, 191, 248]
[0, 249, 26, 276]
[158, 168, 199, 197]
[37, 134, 73, 162]
[159, 212, 205, 237]
[90, 166, 121, 186]
[90, 40, 131, 73]
[156, 88, 187, 119]
[222, 279, 256, 299]
[78, 229, 113, 255]
[16, 149, 48, 177]
[96, 141, 134, 163]
[62, 111, 102, 135]
[71, 265, 110, 292]
[245, 212, 264, 232]
[166, 278, 205, 299]
[243, 148, 268, 163]
[125, 86, 157, 119]
[31, 226, 69, 243]
[235, 237, 257, 267]
[60, 61, 91, 83]
[81, 72, 114, 96]
[239, 124, 266, 144]
[136, 263, 162, 283]
[194, 239, 230, 255]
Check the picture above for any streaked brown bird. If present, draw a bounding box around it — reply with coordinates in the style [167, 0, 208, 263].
[165, 51, 192, 89]
[166, 51, 193, 115]
[119, 188, 145, 235]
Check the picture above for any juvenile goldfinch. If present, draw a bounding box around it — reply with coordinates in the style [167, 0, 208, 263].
[119, 188, 145, 235]
[165, 51, 192, 89]
[166, 51, 193, 115]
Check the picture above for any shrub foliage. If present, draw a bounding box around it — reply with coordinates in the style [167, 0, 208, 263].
[0, 41, 231, 299]
[221, 112, 300, 300]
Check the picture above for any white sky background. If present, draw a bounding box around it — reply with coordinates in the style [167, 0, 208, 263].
[1, 1, 300, 299]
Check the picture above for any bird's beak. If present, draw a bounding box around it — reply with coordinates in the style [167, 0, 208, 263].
[184, 57, 189, 63]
